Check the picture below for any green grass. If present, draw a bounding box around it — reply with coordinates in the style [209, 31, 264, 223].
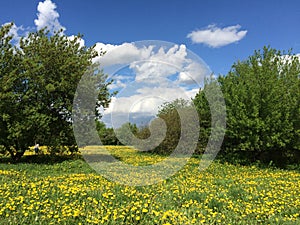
[0, 146, 299, 224]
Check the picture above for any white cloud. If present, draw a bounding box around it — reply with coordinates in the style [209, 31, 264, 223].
[94, 42, 210, 84]
[102, 84, 201, 128]
[2, 23, 33, 47]
[187, 24, 247, 48]
[178, 61, 208, 84]
[104, 83, 198, 113]
[3, 23, 22, 43]
[34, 1, 85, 48]
[130, 44, 189, 82]
[108, 79, 127, 89]
[278, 54, 300, 63]
[68, 35, 85, 48]
[272, 54, 300, 74]
[93, 42, 153, 65]
[34, 0, 65, 33]
[93, 41, 210, 127]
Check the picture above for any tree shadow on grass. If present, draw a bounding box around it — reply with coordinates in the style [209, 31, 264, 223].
[215, 150, 300, 172]
[82, 154, 122, 163]
[0, 154, 83, 165]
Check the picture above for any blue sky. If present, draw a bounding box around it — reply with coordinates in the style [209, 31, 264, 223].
[1, 0, 300, 127]
[1, 0, 300, 74]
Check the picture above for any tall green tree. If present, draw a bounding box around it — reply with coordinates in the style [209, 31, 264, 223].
[0, 23, 112, 160]
[218, 47, 300, 163]
[0, 23, 21, 158]
[193, 75, 227, 158]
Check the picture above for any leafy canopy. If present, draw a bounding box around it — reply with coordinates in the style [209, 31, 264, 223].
[0, 23, 113, 160]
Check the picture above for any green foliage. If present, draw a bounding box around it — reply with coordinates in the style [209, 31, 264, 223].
[193, 87, 211, 150]
[192, 47, 300, 166]
[193, 76, 226, 154]
[115, 122, 138, 146]
[153, 99, 183, 154]
[0, 23, 112, 160]
[0, 23, 25, 160]
[149, 98, 199, 155]
[95, 121, 141, 146]
[96, 121, 121, 145]
[218, 47, 300, 164]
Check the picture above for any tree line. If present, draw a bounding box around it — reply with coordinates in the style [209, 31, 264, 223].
[1, 23, 299, 166]
[99, 47, 300, 166]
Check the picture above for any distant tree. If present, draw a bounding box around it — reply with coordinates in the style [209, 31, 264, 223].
[102, 127, 122, 145]
[154, 99, 187, 154]
[150, 98, 199, 155]
[136, 125, 151, 140]
[96, 121, 121, 145]
[115, 122, 138, 146]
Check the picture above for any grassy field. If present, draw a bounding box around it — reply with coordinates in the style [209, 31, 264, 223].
[0, 146, 299, 225]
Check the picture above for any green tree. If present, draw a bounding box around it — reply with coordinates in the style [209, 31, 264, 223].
[0, 23, 112, 160]
[0, 23, 26, 160]
[219, 47, 300, 164]
[193, 76, 227, 156]
[193, 80, 215, 152]
[150, 98, 199, 155]
[96, 121, 121, 145]
[115, 122, 138, 146]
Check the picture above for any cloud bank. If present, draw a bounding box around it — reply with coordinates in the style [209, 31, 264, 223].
[187, 24, 247, 48]
[93, 41, 211, 127]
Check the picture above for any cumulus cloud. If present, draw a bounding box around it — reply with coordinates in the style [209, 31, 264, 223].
[178, 61, 209, 84]
[34, 0, 65, 33]
[108, 79, 127, 89]
[187, 24, 247, 48]
[102, 85, 196, 127]
[130, 44, 189, 82]
[93, 42, 153, 65]
[94, 42, 210, 84]
[93, 41, 211, 127]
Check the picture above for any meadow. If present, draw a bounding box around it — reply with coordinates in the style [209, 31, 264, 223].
[0, 146, 299, 225]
